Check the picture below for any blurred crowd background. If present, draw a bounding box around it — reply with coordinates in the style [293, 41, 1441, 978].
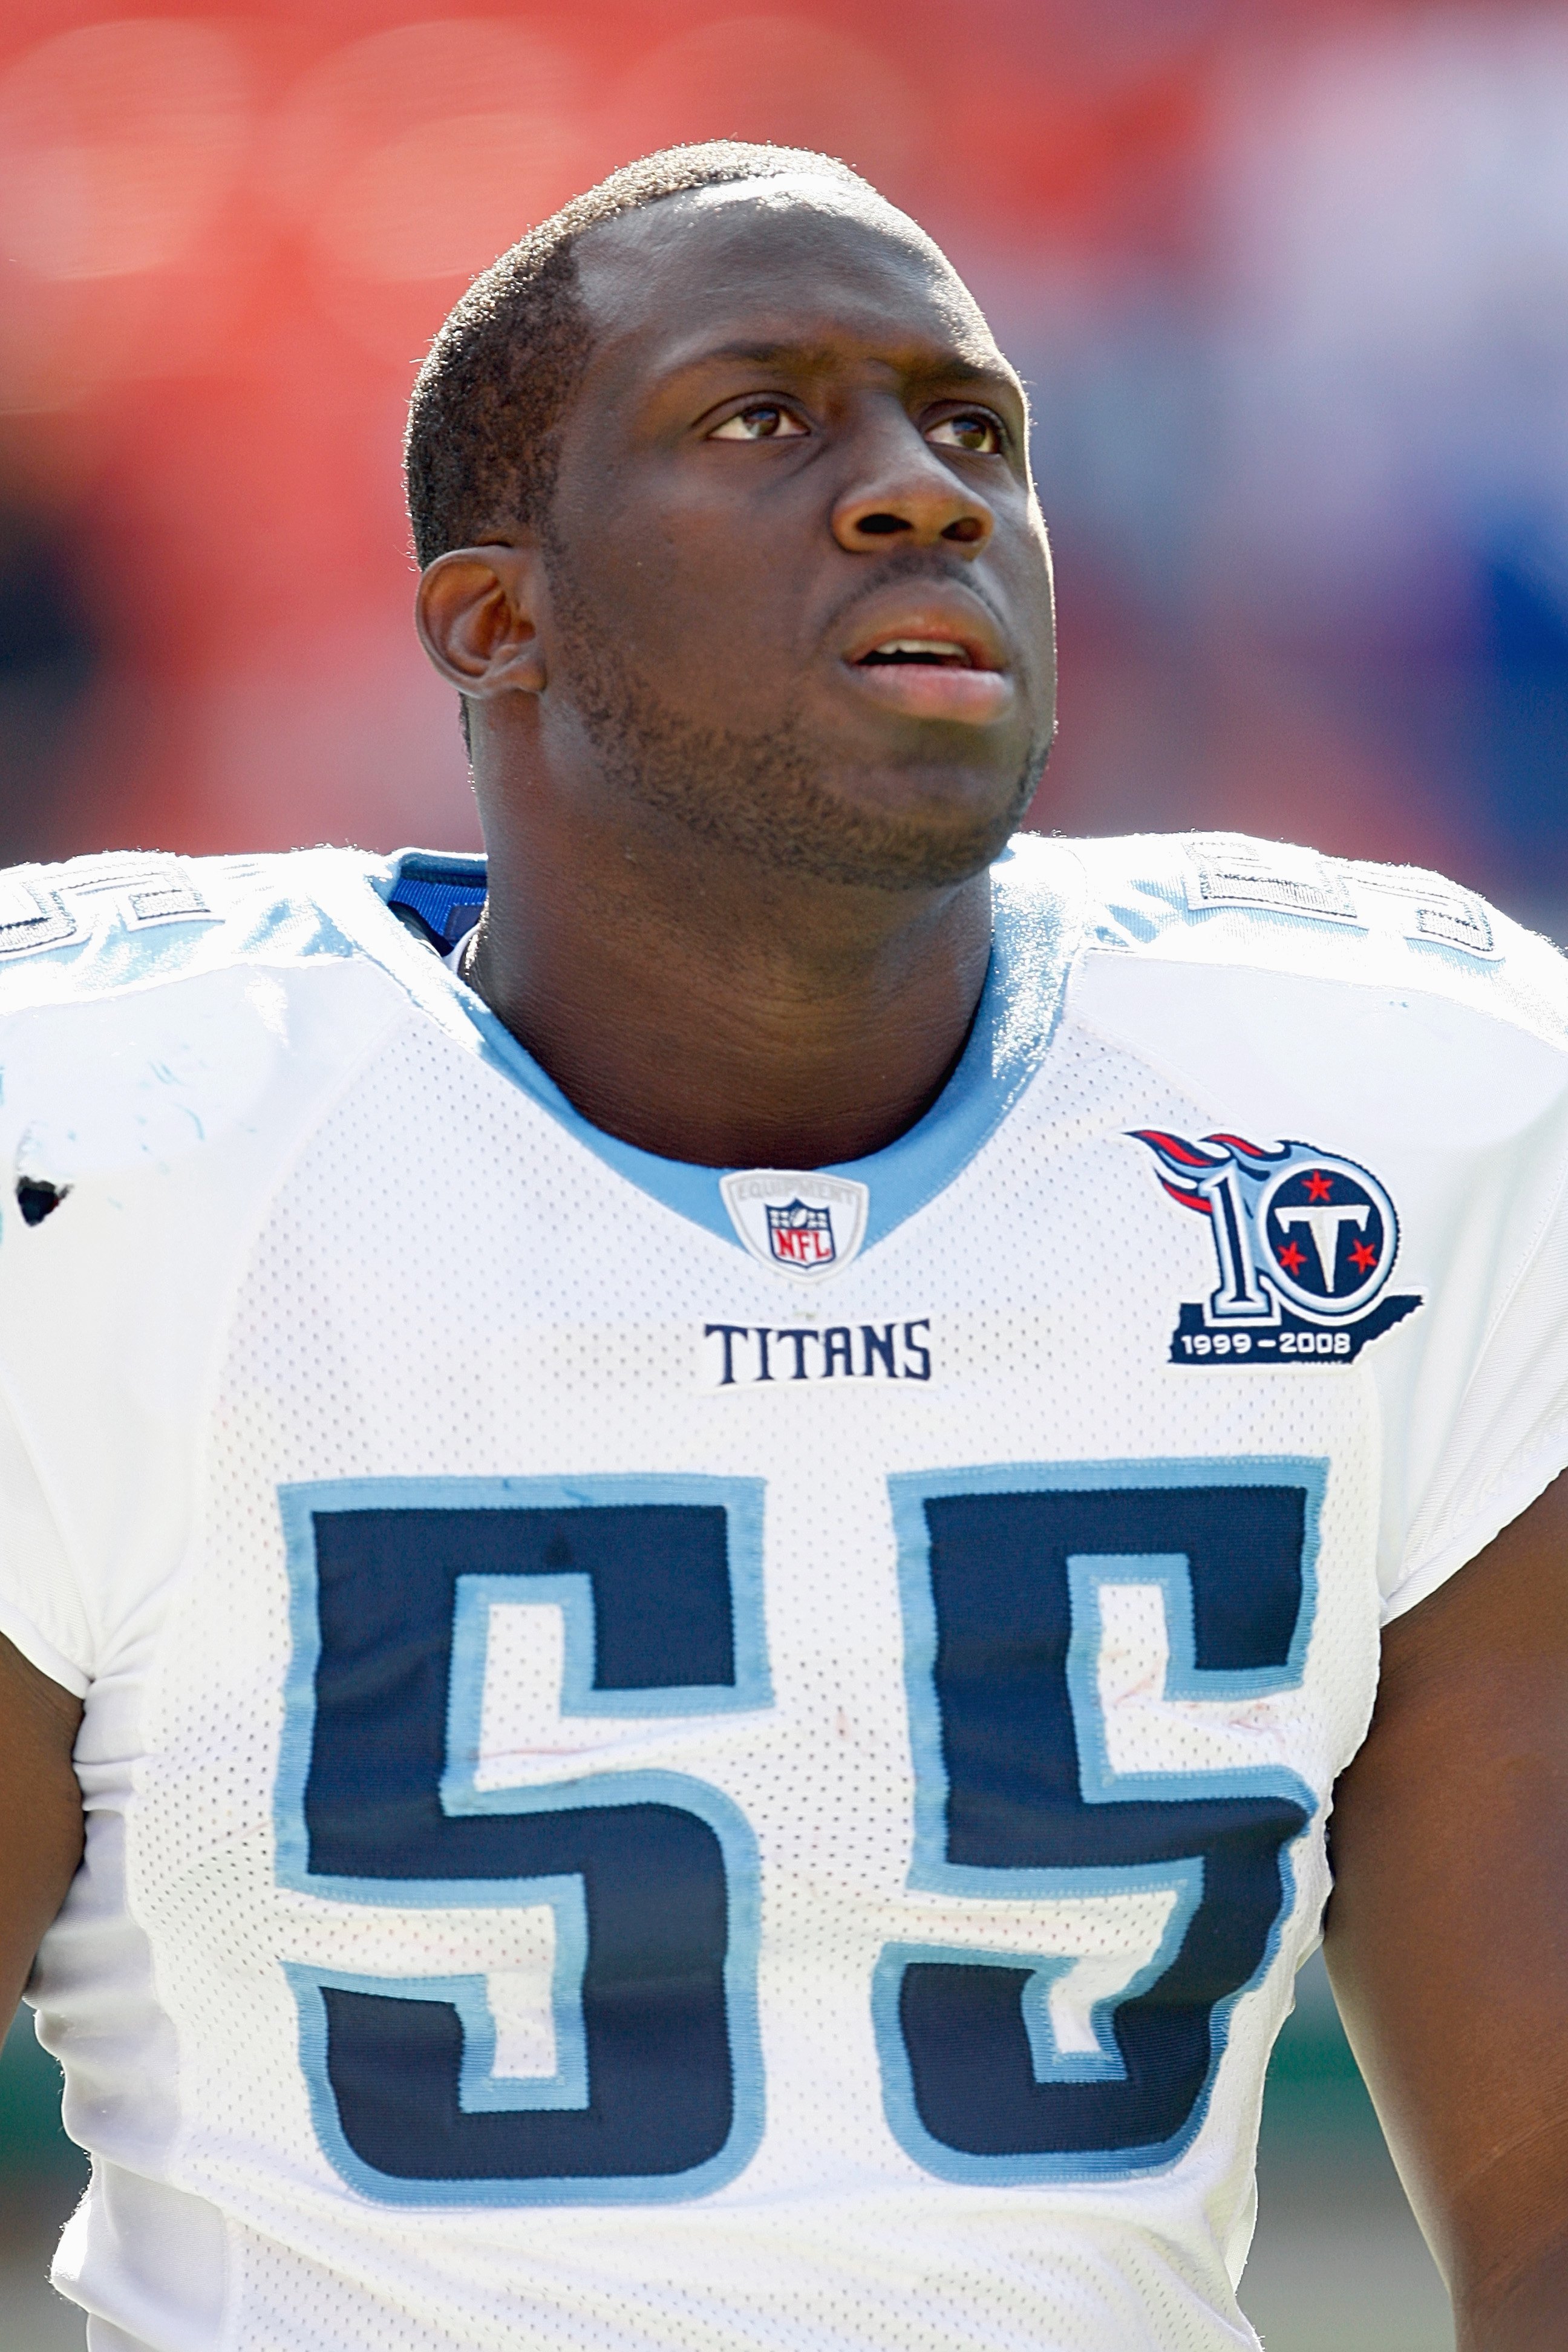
[0, 0, 1564, 928]
[4, 0, 1565, 2342]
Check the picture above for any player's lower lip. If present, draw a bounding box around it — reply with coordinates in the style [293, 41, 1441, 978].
[841, 662, 1014, 724]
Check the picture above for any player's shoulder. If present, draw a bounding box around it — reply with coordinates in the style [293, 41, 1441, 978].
[1001, 829, 1568, 1163]
[0, 844, 477, 1171]
[1001, 827, 1568, 1050]
[0, 842, 470, 1011]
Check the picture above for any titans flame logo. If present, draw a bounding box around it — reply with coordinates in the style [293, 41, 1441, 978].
[1131, 1130, 1422, 1365]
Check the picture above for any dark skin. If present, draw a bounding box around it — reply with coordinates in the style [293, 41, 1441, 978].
[1326, 1469, 1568, 2350]
[417, 181, 1056, 1169]
[3, 183, 1566, 2345]
[1, 1635, 83, 2024]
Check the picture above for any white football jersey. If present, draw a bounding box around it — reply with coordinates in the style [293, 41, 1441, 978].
[3, 831, 1567, 2352]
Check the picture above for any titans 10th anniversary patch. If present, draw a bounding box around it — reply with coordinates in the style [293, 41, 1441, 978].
[1132, 1129, 1423, 1366]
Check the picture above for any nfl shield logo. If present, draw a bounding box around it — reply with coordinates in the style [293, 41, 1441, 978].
[765, 1198, 835, 1269]
[717, 1168, 871, 1282]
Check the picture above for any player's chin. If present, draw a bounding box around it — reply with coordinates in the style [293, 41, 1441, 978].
[800, 753, 1044, 890]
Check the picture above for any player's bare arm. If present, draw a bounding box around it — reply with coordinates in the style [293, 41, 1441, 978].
[0, 1631, 83, 2025]
[1327, 1470, 1568, 2351]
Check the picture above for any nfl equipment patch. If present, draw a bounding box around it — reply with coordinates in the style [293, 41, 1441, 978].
[719, 1169, 871, 1281]
[1132, 1129, 1422, 1365]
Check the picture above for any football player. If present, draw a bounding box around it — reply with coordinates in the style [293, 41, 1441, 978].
[1, 143, 1566, 2352]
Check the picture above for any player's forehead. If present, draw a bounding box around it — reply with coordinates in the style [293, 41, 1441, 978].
[571, 180, 1016, 412]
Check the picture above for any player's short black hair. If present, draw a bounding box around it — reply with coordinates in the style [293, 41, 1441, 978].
[405, 141, 874, 569]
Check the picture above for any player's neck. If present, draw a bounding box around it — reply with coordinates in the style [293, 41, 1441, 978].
[466, 785, 993, 1171]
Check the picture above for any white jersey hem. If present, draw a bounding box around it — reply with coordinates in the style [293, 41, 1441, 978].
[1380, 1431, 1568, 1625]
[0, 1590, 89, 1696]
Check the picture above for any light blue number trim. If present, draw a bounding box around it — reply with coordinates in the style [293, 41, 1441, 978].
[273, 1472, 767, 2206]
[284, 1964, 597, 2201]
[870, 1866, 1210, 2186]
[873, 1857, 1209, 2183]
[879, 1857, 1204, 2088]
[284, 1884, 589, 2122]
[284, 1768, 764, 2206]
[276, 1471, 770, 1895]
[1065, 1552, 1318, 1811]
[884, 1455, 1324, 1899]
[439, 1473, 769, 1762]
[876, 1455, 1326, 2184]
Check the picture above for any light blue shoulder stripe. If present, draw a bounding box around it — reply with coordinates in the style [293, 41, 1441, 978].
[430, 838, 1085, 1260]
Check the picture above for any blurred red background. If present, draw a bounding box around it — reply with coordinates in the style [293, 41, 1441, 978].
[0, 0, 1564, 927]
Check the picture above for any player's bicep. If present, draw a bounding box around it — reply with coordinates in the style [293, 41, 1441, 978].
[0, 1629, 83, 2027]
[1325, 1469, 1568, 2342]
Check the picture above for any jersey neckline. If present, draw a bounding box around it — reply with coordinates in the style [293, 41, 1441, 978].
[382, 837, 1085, 1264]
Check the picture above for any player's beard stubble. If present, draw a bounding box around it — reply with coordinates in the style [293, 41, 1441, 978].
[541, 534, 1053, 892]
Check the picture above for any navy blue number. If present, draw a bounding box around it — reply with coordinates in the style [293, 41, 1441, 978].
[276, 1477, 765, 2206]
[879, 1462, 1321, 2181]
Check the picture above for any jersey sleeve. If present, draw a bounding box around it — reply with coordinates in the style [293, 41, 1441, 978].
[0, 1378, 93, 1695]
[0, 844, 413, 1703]
[1379, 1060, 1568, 1624]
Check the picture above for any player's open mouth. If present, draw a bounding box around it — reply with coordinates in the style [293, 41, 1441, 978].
[840, 608, 1014, 724]
[859, 638, 976, 666]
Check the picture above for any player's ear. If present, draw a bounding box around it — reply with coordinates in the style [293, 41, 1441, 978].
[415, 541, 547, 698]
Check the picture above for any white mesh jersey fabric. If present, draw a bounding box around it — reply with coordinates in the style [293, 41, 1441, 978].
[3, 832, 1566, 2352]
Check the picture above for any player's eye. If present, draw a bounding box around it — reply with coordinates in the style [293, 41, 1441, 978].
[927, 412, 1004, 455]
[708, 403, 809, 442]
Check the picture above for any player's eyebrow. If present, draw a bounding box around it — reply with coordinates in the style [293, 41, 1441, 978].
[665, 337, 1017, 395]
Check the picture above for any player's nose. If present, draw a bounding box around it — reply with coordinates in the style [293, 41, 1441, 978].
[830, 417, 995, 556]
